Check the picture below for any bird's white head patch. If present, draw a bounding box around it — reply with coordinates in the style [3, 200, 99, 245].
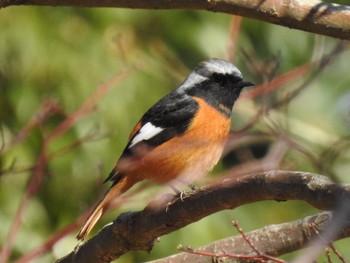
[200, 59, 242, 77]
[179, 58, 243, 91]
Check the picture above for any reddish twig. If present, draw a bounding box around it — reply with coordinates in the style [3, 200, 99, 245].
[47, 70, 130, 142]
[14, 221, 81, 263]
[226, 15, 242, 63]
[15, 99, 63, 142]
[231, 220, 287, 263]
[0, 149, 48, 263]
[328, 244, 346, 263]
[242, 63, 312, 100]
[2, 99, 63, 154]
[231, 220, 261, 256]
[179, 245, 287, 263]
[309, 222, 347, 263]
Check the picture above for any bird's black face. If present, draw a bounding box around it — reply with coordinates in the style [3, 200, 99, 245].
[183, 60, 254, 116]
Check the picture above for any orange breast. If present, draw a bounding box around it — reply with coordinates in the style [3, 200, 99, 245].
[125, 97, 231, 184]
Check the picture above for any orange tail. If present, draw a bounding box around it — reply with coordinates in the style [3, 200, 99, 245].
[77, 176, 132, 240]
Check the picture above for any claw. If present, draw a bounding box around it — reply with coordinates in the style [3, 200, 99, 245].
[165, 182, 198, 211]
[180, 191, 186, 202]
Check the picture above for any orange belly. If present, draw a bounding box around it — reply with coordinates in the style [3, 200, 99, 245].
[125, 97, 231, 184]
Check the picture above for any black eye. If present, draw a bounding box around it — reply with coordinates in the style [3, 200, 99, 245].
[212, 73, 227, 85]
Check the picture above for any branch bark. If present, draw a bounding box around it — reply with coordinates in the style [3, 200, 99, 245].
[1, 0, 350, 40]
[149, 212, 350, 263]
[55, 170, 350, 263]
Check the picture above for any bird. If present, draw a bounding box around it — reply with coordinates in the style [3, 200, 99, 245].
[77, 58, 254, 240]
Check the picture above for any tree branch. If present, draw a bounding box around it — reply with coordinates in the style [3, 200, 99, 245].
[55, 170, 350, 263]
[1, 0, 350, 40]
[150, 212, 350, 263]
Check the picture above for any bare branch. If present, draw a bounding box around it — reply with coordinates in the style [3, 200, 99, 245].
[55, 170, 350, 263]
[150, 212, 350, 263]
[1, 0, 350, 40]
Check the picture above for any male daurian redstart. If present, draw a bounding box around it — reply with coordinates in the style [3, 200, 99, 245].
[77, 58, 254, 240]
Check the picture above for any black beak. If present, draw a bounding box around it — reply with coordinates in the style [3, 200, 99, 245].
[241, 81, 255, 88]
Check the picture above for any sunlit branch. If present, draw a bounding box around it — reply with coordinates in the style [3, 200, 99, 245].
[1, 1, 350, 40]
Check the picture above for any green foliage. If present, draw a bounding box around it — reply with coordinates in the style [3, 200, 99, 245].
[1, 5, 350, 262]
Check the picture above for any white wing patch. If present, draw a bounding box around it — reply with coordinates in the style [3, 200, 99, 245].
[129, 122, 164, 148]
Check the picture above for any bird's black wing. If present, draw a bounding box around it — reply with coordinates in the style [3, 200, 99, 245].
[105, 90, 199, 183]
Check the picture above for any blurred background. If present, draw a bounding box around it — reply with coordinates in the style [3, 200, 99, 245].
[1, 5, 350, 262]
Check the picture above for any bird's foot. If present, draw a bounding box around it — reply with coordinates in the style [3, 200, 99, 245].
[165, 187, 196, 211]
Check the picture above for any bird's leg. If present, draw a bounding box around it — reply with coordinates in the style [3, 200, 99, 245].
[165, 180, 198, 211]
[170, 179, 197, 200]
[178, 179, 198, 200]
[169, 184, 181, 195]
[165, 184, 181, 211]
